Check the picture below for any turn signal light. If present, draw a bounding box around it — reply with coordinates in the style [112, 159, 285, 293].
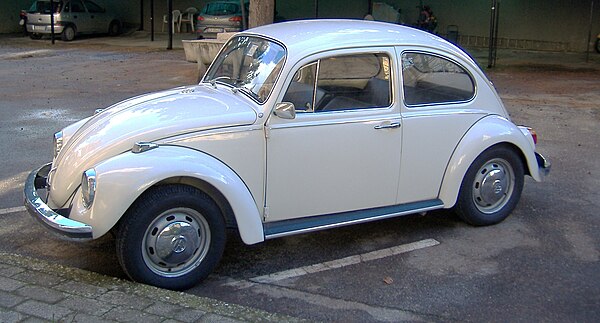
[528, 127, 538, 144]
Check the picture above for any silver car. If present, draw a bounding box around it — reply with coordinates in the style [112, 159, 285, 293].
[26, 0, 121, 41]
[196, 0, 247, 39]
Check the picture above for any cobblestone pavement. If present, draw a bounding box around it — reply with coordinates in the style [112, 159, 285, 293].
[0, 252, 301, 322]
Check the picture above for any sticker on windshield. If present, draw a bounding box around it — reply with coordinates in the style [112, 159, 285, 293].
[247, 44, 258, 57]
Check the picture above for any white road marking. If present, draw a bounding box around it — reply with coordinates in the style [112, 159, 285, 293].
[0, 49, 54, 60]
[0, 206, 27, 216]
[223, 238, 439, 288]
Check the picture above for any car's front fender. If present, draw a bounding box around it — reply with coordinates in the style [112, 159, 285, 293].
[438, 115, 542, 208]
[68, 145, 264, 244]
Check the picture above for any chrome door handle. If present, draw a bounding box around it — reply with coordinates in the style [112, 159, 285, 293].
[374, 122, 401, 130]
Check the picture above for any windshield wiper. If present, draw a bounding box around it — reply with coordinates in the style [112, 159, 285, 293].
[208, 76, 242, 89]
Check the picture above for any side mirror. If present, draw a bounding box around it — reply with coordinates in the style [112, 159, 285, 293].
[274, 102, 296, 120]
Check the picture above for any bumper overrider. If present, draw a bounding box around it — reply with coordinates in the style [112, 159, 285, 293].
[535, 152, 551, 178]
[24, 163, 93, 240]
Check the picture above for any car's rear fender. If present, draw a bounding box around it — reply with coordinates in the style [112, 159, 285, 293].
[438, 115, 542, 208]
[68, 145, 264, 244]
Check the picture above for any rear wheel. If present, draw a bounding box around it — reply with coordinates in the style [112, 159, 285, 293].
[108, 20, 121, 36]
[454, 145, 524, 226]
[595, 38, 600, 54]
[61, 25, 76, 41]
[116, 185, 226, 290]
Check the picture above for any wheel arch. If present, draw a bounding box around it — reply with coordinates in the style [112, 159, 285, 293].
[153, 176, 237, 229]
[74, 145, 264, 244]
[438, 115, 539, 208]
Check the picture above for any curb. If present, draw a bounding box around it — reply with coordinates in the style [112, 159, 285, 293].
[0, 252, 303, 322]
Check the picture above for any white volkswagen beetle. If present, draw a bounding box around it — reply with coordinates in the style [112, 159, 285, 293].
[25, 20, 550, 290]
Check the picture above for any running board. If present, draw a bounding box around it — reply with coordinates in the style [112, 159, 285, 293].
[264, 199, 444, 240]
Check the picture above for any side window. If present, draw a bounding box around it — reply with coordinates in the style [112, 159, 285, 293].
[69, 0, 86, 13]
[282, 53, 392, 113]
[402, 52, 475, 106]
[84, 1, 104, 13]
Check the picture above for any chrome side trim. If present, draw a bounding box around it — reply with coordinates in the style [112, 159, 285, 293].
[24, 163, 93, 241]
[264, 200, 444, 240]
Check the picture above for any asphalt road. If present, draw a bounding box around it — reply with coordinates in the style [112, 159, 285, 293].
[0, 37, 598, 322]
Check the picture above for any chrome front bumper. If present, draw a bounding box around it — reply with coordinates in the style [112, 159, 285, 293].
[24, 163, 93, 240]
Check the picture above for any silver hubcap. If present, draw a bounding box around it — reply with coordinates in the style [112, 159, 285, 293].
[66, 29, 74, 39]
[472, 158, 515, 214]
[142, 208, 210, 277]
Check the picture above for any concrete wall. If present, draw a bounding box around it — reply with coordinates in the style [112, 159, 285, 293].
[393, 0, 600, 52]
[274, 0, 600, 52]
[2, 0, 35, 33]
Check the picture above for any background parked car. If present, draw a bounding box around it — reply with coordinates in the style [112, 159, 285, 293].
[26, 0, 121, 41]
[196, 0, 248, 39]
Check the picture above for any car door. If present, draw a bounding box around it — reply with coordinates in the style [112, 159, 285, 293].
[65, 0, 91, 32]
[83, 0, 110, 33]
[265, 48, 402, 222]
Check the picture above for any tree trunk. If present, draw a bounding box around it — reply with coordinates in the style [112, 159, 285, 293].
[249, 0, 275, 28]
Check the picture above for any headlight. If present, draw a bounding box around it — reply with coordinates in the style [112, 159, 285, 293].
[81, 168, 96, 209]
[53, 131, 63, 158]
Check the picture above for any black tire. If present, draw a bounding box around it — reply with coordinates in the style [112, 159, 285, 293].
[595, 39, 600, 54]
[108, 20, 121, 36]
[454, 145, 524, 226]
[61, 25, 76, 41]
[29, 33, 43, 40]
[116, 185, 226, 290]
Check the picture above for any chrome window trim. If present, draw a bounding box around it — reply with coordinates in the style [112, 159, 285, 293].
[400, 50, 477, 108]
[291, 50, 395, 114]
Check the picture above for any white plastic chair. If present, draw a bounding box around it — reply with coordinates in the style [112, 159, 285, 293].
[180, 7, 198, 33]
[162, 10, 182, 33]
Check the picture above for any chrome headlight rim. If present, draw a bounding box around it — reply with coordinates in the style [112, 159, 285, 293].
[81, 168, 96, 209]
[53, 131, 63, 159]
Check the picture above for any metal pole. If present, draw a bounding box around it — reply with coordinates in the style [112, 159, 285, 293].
[314, 0, 318, 18]
[50, 0, 55, 44]
[139, 0, 144, 31]
[150, 0, 154, 41]
[167, 0, 173, 50]
[586, 0, 594, 62]
[241, 0, 247, 30]
[487, 0, 497, 68]
[493, 0, 500, 67]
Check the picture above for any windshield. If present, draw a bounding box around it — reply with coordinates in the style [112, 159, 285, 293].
[204, 36, 286, 103]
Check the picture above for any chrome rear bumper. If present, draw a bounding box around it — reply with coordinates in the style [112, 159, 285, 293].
[535, 152, 551, 178]
[24, 163, 93, 240]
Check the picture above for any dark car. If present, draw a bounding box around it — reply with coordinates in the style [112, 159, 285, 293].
[196, 0, 248, 39]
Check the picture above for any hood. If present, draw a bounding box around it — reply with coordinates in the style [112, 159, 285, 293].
[49, 84, 257, 206]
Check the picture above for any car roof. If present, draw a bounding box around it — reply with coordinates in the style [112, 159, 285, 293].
[241, 19, 474, 66]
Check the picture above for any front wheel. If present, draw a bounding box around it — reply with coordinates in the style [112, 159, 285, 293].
[116, 185, 226, 290]
[454, 145, 524, 226]
[595, 38, 600, 54]
[29, 33, 43, 40]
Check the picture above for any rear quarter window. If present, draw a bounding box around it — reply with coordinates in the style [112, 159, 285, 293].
[402, 52, 475, 106]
